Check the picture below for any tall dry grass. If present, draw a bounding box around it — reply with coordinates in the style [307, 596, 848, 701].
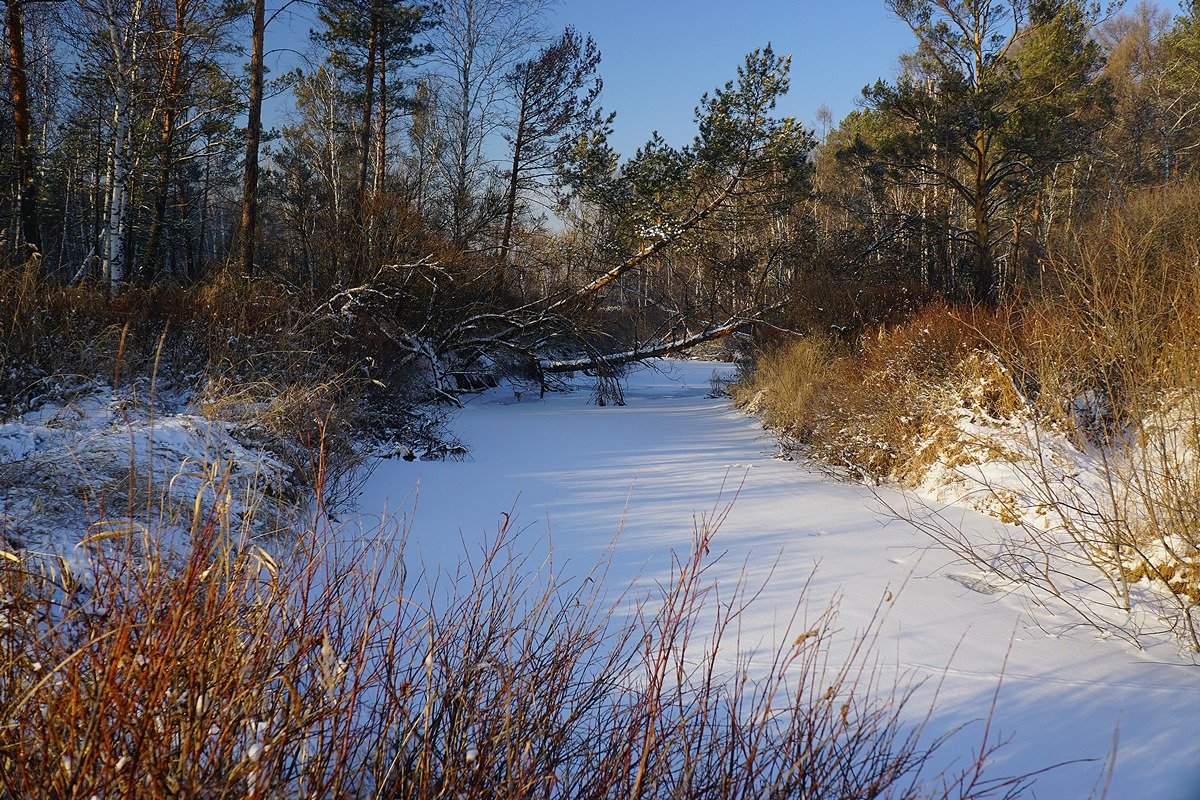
[735, 304, 1018, 480]
[732, 337, 837, 438]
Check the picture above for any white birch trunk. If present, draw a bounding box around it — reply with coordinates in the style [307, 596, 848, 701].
[102, 94, 132, 290]
[97, 0, 142, 292]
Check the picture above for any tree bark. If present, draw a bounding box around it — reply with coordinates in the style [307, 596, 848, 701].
[143, 0, 187, 283]
[500, 83, 527, 264]
[973, 129, 994, 304]
[100, 0, 144, 293]
[102, 88, 133, 291]
[452, 23, 475, 249]
[538, 317, 751, 374]
[356, 11, 377, 215]
[238, 0, 265, 276]
[971, 18, 995, 305]
[375, 41, 387, 197]
[6, 0, 40, 260]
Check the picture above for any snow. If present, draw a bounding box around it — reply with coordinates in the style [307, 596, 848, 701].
[0, 385, 295, 565]
[355, 359, 1200, 800]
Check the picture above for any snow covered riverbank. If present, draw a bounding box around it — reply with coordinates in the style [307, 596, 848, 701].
[355, 359, 1200, 800]
[0, 385, 297, 562]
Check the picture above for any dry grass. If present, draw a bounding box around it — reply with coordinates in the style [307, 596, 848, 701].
[738, 304, 1018, 480]
[731, 337, 836, 437]
[741, 181, 1200, 652]
[0, 484, 1037, 798]
[0, 267, 450, 517]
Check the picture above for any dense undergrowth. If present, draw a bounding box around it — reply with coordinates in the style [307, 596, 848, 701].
[737, 181, 1200, 653]
[0, 265, 449, 456]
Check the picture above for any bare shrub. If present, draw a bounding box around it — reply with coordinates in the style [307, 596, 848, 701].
[0, 269, 461, 525]
[590, 364, 627, 406]
[0, 491, 1038, 798]
[889, 182, 1200, 654]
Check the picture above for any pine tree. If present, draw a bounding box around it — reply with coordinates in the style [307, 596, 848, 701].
[499, 26, 607, 265]
[561, 45, 812, 313]
[314, 0, 430, 217]
[5, 0, 41, 263]
[856, 0, 1104, 302]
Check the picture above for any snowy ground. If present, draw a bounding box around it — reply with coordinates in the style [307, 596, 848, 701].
[355, 360, 1200, 800]
[0, 385, 295, 565]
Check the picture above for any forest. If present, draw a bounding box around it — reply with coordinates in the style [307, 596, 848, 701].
[0, 0, 1196, 401]
[2, 0, 1200, 797]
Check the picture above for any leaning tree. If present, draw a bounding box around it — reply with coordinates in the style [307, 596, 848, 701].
[320, 46, 815, 402]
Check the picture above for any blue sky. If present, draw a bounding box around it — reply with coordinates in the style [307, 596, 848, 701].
[553, 0, 916, 153]
[263, 0, 918, 152]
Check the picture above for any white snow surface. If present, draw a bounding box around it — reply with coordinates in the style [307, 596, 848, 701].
[0, 386, 294, 563]
[356, 359, 1200, 800]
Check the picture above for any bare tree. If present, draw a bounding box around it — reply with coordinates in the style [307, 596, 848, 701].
[426, 0, 552, 248]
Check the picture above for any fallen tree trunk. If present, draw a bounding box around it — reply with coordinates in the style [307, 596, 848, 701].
[538, 316, 751, 375]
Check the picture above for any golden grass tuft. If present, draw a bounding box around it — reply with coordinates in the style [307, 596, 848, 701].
[731, 336, 837, 437]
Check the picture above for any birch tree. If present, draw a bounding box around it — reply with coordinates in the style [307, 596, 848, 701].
[237, 0, 263, 276]
[76, 0, 148, 291]
[426, 0, 552, 248]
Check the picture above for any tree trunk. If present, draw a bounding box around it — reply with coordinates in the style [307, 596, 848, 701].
[375, 42, 387, 197]
[969, 15, 996, 304]
[6, 0, 40, 261]
[95, 0, 143, 292]
[238, 0, 265, 276]
[91, 113, 103, 282]
[352, 12, 377, 278]
[500, 86, 527, 265]
[102, 91, 133, 291]
[143, 0, 187, 283]
[453, 36, 475, 248]
[973, 187, 994, 303]
[372, 45, 388, 266]
[356, 12, 377, 214]
[198, 141, 211, 278]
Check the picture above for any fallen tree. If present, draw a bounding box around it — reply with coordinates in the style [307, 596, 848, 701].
[322, 47, 814, 403]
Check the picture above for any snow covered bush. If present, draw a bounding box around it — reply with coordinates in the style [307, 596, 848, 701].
[951, 182, 1200, 652]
